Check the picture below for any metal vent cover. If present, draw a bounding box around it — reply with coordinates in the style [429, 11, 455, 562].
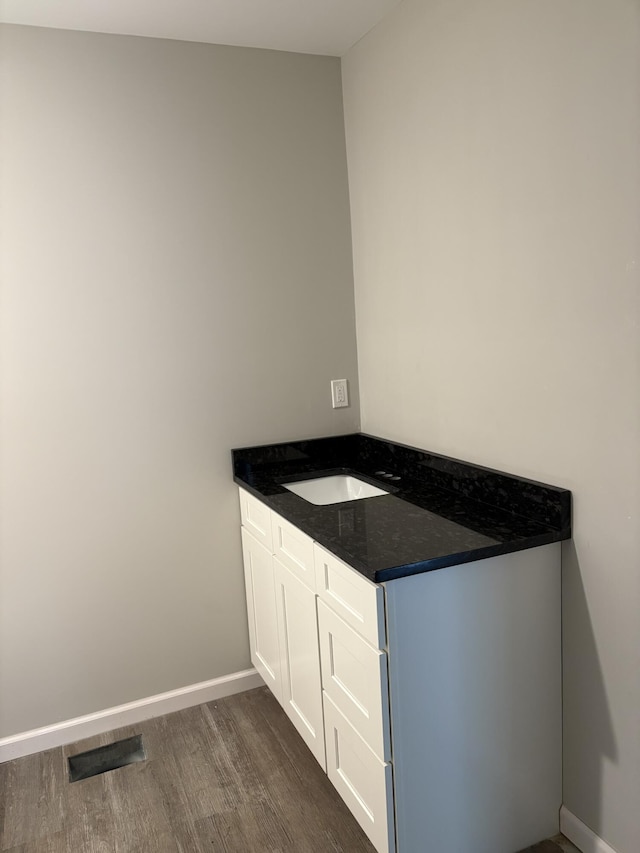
[68, 734, 146, 782]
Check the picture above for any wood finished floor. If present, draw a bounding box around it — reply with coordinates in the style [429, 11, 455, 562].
[520, 841, 580, 853]
[0, 686, 580, 853]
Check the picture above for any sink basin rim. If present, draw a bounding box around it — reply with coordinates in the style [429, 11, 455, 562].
[282, 474, 390, 505]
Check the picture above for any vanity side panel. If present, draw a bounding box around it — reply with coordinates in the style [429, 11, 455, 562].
[384, 544, 561, 853]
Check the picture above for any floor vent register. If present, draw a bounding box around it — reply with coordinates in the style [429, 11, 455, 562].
[68, 734, 146, 782]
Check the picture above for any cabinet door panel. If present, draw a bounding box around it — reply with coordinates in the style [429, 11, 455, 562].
[241, 528, 282, 703]
[274, 558, 325, 769]
[324, 693, 395, 853]
[318, 599, 391, 761]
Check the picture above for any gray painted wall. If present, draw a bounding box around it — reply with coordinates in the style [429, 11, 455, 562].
[0, 24, 359, 737]
[342, 2, 640, 852]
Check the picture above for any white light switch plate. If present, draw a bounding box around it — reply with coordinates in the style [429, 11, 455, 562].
[331, 379, 349, 408]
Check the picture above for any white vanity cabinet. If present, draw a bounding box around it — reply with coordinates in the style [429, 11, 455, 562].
[238, 487, 561, 853]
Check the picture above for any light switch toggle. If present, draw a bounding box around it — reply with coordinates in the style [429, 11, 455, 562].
[331, 379, 349, 408]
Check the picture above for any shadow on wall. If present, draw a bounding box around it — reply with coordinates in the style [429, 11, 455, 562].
[562, 540, 617, 835]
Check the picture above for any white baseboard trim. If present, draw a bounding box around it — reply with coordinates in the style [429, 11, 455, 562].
[0, 668, 263, 764]
[560, 806, 620, 853]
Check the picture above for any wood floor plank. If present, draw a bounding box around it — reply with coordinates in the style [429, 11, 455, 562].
[551, 836, 581, 853]
[213, 689, 376, 852]
[1, 747, 66, 848]
[144, 704, 242, 822]
[518, 836, 580, 853]
[0, 761, 7, 839]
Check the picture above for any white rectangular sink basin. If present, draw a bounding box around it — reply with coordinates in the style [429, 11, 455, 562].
[283, 475, 390, 505]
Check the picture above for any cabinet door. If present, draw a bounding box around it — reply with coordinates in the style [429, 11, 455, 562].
[241, 528, 282, 703]
[274, 558, 326, 770]
[324, 693, 395, 853]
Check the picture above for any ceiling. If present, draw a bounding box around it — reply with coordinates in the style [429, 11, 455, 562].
[0, 0, 402, 56]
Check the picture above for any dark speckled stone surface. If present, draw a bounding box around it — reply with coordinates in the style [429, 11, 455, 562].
[232, 433, 571, 583]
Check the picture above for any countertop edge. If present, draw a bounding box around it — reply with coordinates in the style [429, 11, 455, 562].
[233, 475, 570, 583]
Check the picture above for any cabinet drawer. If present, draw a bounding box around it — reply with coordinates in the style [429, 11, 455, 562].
[271, 512, 315, 592]
[324, 693, 395, 853]
[314, 544, 386, 649]
[239, 489, 273, 552]
[318, 599, 391, 761]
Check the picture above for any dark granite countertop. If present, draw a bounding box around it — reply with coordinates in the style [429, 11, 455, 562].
[232, 433, 571, 583]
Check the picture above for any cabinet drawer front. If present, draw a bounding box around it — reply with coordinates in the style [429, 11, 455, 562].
[240, 528, 282, 703]
[274, 559, 326, 770]
[239, 489, 273, 552]
[324, 693, 395, 853]
[271, 512, 315, 592]
[318, 599, 391, 761]
[314, 544, 386, 649]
